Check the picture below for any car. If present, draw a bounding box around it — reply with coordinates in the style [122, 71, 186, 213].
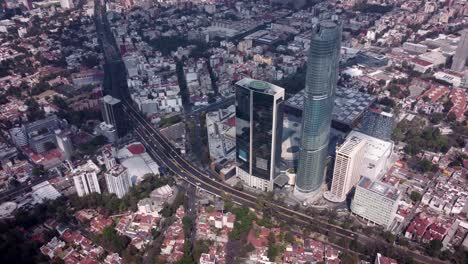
[196, 182, 201, 186]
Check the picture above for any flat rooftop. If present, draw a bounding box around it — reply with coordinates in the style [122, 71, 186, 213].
[358, 177, 400, 201]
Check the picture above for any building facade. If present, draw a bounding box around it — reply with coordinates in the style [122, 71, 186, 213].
[73, 171, 101, 197]
[72, 160, 102, 197]
[351, 177, 401, 228]
[324, 135, 366, 203]
[295, 20, 342, 199]
[360, 109, 395, 141]
[451, 30, 468, 72]
[105, 164, 132, 199]
[235, 78, 284, 191]
[101, 95, 126, 138]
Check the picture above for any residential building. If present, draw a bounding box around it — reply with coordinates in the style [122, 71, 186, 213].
[235, 78, 284, 191]
[295, 20, 342, 200]
[72, 160, 101, 197]
[351, 177, 401, 228]
[105, 164, 132, 199]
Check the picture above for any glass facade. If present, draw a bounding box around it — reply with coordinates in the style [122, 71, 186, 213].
[235, 79, 284, 189]
[296, 21, 342, 195]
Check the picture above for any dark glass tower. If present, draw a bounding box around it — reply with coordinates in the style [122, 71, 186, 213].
[101, 95, 127, 138]
[235, 78, 284, 192]
[295, 20, 342, 199]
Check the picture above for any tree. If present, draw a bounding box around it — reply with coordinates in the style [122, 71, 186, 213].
[418, 159, 435, 173]
[98, 226, 130, 253]
[32, 165, 45, 177]
[426, 239, 443, 257]
[447, 112, 457, 122]
[182, 216, 193, 234]
[430, 112, 445, 124]
[410, 191, 422, 203]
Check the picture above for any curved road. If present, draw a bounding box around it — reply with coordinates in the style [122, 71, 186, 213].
[95, 0, 445, 262]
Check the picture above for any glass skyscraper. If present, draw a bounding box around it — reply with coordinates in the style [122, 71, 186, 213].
[236, 78, 284, 192]
[295, 20, 342, 199]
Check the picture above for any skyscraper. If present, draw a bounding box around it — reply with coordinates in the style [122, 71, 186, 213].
[101, 95, 126, 138]
[235, 78, 284, 192]
[294, 20, 342, 200]
[451, 30, 468, 72]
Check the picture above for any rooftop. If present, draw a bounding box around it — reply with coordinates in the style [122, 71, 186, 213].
[357, 177, 400, 201]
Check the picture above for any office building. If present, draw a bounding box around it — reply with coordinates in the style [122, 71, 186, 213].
[324, 135, 366, 203]
[9, 126, 27, 147]
[102, 145, 117, 170]
[451, 30, 468, 72]
[360, 109, 395, 141]
[9, 115, 69, 153]
[294, 20, 342, 200]
[105, 164, 132, 199]
[72, 160, 101, 197]
[345, 130, 393, 181]
[101, 95, 126, 138]
[351, 177, 401, 228]
[235, 78, 284, 191]
[55, 130, 73, 159]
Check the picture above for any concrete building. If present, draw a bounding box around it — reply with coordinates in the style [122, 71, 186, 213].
[206, 105, 236, 161]
[55, 130, 73, 159]
[346, 130, 393, 181]
[295, 20, 342, 200]
[72, 160, 101, 197]
[235, 78, 284, 191]
[105, 164, 132, 199]
[101, 95, 126, 138]
[324, 135, 366, 203]
[452, 30, 468, 72]
[351, 177, 401, 228]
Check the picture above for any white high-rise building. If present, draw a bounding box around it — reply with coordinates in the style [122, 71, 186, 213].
[324, 135, 366, 203]
[102, 146, 117, 171]
[346, 130, 393, 181]
[55, 130, 73, 159]
[72, 160, 101, 197]
[351, 177, 401, 228]
[105, 164, 132, 199]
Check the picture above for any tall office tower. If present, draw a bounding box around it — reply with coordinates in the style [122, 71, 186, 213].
[360, 108, 395, 141]
[452, 30, 468, 72]
[105, 164, 132, 199]
[351, 177, 401, 228]
[101, 95, 126, 138]
[235, 78, 284, 192]
[324, 135, 366, 203]
[294, 20, 342, 200]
